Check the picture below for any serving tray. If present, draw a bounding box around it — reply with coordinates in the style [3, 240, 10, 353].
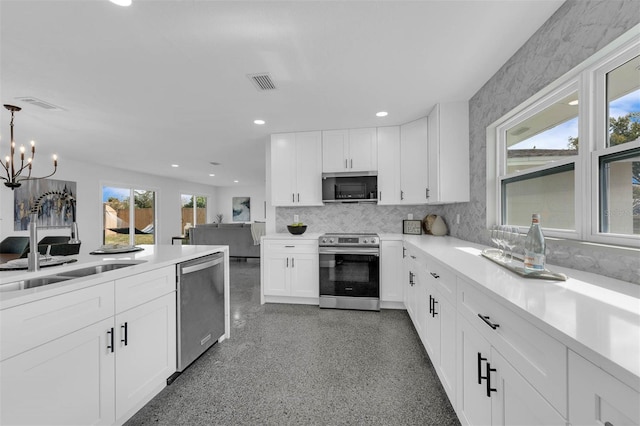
[481, 249, 568, 281]
[90, 245, 144, 255]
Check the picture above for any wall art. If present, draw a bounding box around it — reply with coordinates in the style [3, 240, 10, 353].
[14, 178, 77, 230]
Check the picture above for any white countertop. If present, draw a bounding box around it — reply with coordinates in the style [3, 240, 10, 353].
[0, 244, 228, 310]
[402, 234, 640, 391]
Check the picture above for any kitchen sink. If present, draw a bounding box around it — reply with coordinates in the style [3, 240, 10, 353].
[0, 260, 147, 293]
[0, 276, 71, 292]
[56, 261, 145, 278]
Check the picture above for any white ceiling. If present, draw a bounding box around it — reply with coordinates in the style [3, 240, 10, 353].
[1, 0, 564, 187]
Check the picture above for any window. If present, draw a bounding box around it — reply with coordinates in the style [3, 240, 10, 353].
[494, 31, 639, 247]
[103, 186, 156, 245]
[180, 194, 207, 234]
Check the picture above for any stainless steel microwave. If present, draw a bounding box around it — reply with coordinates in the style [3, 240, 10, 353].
[322, 172, 378, 203]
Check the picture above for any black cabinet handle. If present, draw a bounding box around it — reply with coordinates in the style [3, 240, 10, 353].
[400, 190, 404, 200]
[345, 159, 348, 169]
[478, 314, 500, 330]
[121, 322, 128, 346]
[429, 295, 433, 314]
[107, 328, 114, 353]
[297, 193, 300, 202]
[432, 299, 438, 317]
[477, 352, 487, 384]
[486, 362, 497, 397]
[430, 272, 440, 279]
[291, 257, 295, 268]
[286, 258, 289, 268]
[403, 247, 406, 258]
[379, 191, 382, 201]
[409, 271, 415, 286]
[350, 159, 353, 168]
[426, 188, 430, 199]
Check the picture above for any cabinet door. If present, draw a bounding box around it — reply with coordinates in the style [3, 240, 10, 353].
[348, 127, 377, 172]
[322, 129, 349, 172]
[439, 295, 457, 407]
[271, 133, 297, 206]
[263, 252, 291, 296]
[115, 292, 176, 422]
[457, 316, 492, 426]
[0, 317, 116, 426]
[491, 349, 566, 426]
[290, 253, 319, 298]
[294, 131, 323, 205]
[569, 350, 639, 426]
[400, 117, 429, 204]
[380, 240, 404, 302]
[427, 102, 470, 204]
[377, 126, 401, 205]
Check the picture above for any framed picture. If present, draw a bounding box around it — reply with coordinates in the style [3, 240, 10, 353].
[403, 219, 422, 235]
[14, 178, 77, 231]
[232, 197, 250, 222]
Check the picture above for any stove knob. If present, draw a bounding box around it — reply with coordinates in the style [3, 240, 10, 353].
[329, 238, 334, 244]
[362, 239, 368, 244]
[321, 238, 327, 244]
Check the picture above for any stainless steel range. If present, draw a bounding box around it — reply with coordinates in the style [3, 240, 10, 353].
[318, 233, 380, 311]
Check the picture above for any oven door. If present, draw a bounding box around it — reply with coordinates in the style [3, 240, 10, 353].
[319, 247, 379, 310]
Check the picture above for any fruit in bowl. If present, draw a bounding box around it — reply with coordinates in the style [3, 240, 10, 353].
[287, 223, 307, 235]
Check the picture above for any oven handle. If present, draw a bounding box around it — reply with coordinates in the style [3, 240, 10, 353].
[319, 247, 380, 256]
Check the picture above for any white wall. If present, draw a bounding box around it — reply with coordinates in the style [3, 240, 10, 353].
[0, 158, 217, 251]
[214, 184, 266, 224]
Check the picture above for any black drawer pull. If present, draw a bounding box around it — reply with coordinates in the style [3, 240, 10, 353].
[477, 352, 487, 385]
[121, 322, 128, 346]
[430, 272, 440, 279]
[107, 328, 114, 353]
[478, 314, 500, 330]
[486, 362, 497, 397]
[432, 299, 438, 317]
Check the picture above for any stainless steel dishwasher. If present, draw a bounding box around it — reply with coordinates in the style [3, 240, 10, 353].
[175, 252, 225, 373]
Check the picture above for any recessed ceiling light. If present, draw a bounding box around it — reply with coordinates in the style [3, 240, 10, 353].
[109, 0, 132, 6]
[171, 164, 179, 168]
[234, 180, 239, 183]
[568, 100, 579, 106]
[376, 111, 388, 117]
[254, 119, 266, 125]
[209, 174, 215, 177]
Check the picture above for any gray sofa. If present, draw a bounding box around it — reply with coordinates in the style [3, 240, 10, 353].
[189, 223, 260, 258]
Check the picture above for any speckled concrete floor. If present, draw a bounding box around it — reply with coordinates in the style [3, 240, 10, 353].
[124, 259, 460, 426]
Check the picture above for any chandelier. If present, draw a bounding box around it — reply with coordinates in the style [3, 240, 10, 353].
[2, 104, 57, 190]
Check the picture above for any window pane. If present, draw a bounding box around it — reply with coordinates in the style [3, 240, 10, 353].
[103, 186, 131, 245]
[506, 92, 579, 173]
[181, 194, 193, 234]
[133, 189, 155, 245]
[607, 55, 640, 148]
[195, 196, 207, 225]
[600, 149, 640, 235]
[502, 165, 575, 230]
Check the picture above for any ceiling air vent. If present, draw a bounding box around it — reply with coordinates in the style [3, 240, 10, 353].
[247, 73, 276, 91]
[15, 97, 64, 111]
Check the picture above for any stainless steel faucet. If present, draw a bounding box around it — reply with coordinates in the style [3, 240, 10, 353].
[28, 190, 80, 272]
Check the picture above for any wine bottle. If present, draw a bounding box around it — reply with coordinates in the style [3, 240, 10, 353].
[523, 213, 545, 273]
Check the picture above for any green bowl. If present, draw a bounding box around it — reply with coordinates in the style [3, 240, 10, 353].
[287, 225, 307, 235]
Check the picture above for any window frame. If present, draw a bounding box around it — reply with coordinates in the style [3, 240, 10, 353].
[101, 184, 157, 246]
[180, 193, 208, 233]
[491, 28, 640, 248]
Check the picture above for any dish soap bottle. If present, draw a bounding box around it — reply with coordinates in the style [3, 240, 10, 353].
[523, 213, 545, 274]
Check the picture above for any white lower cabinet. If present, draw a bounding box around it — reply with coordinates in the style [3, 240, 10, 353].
[262, 239, 319, 302]
[115, 292, 177, 422]
[403, 246, 424, 338]
[568, 350, 640, 426]
[423, 262, 456, 407]
[0, 266, 179, 426]
[0, 316, 116, 426]
[380, 239, 404, 306]
[457, 316, 565, 426]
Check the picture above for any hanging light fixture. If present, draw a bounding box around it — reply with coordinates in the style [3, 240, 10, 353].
[2, 104, 57, 190]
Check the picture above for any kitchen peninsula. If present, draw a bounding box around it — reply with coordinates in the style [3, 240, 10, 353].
[0, 244, 229, 426]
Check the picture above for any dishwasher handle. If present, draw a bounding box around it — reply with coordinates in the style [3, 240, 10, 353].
[181, 255, 224, 275]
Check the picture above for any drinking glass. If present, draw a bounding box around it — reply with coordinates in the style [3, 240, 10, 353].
[502, 226, 518, 262]
[489, 225, 503, 258]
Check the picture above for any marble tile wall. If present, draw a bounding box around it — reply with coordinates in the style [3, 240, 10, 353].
[439, 0, 640, 284]
[276, 1, 640, 284]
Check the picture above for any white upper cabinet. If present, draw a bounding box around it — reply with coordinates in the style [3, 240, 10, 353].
[376, 126, 401, 205]
[271, 132, 323, 206]
[400, 117, 429, 204]
[322, 128, 377, 173]
[427, 102, 470, 204]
